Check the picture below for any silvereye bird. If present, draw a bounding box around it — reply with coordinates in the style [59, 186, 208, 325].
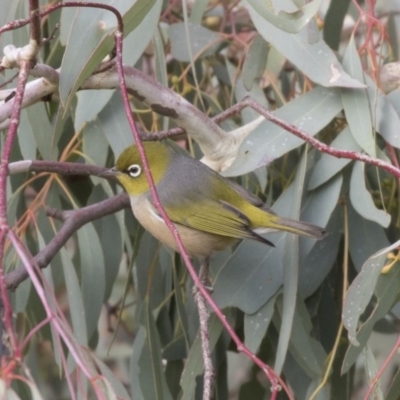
[111, 142, 327, 258]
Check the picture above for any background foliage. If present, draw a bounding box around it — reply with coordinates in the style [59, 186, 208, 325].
[1, 0, 400, 399]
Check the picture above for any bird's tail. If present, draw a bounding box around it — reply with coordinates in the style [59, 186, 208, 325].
[257, 216, 327, 240]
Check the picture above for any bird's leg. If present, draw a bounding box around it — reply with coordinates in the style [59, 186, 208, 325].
[193, 257, 214, 400]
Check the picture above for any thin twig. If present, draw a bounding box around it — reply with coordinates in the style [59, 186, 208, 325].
[193, 260, 214, 400]
[0, 61, 32, 356]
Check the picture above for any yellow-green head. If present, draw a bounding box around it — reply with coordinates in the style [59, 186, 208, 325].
[114, 142, 171, 196]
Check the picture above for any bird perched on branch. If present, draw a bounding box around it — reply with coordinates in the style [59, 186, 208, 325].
[109, 142, 327, 258]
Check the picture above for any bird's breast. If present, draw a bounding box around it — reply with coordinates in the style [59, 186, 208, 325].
[130, 196, 237, 258]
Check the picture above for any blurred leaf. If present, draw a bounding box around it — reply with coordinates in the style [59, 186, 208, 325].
[386, 366, 400, 400]
[59, 0, 157, 108]
[343, 239, 400, 347]
[341, 36, 375, 156]
[242, 34, 269, 91]
[323, 0, 350, 50]
[225, 87, 343, 177]
[299, 204, 342, 298]
[123, 0, 163, 66]
[248, 4, 366, 88]
[172, 262, 190, 349]
[275, 150, 307, 374]
[131, 303, 173, 400]
[247, 0, 322, 34]
[169, 22, 221, 62]
[95, 91, 134, 155]
[348, 202, 390, 271]
[365, 74, 400, 148]
[275, 297, 325, 377]
[89, 185, 123, 300]
[244, 293, 277, 353]
[61, 249, 88, 346]
[308, 127, 360, 190]
[300, 170, 342, 257]
[78, 222, 106, 339]
[362, 346, 384, 400]
[93, 355, 131, 399]
[342, 265, 400, 373]
[350, 162, 391, 227]
[82, 119, 110, 167]
[23, 102, 54, 160]
[75, 90, 115, 133]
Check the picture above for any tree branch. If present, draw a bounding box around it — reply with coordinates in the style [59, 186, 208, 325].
[5, 193, 130, 290]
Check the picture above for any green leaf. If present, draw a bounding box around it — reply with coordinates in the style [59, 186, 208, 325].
[94, 91, 135, 156]
[365, 74, 400, 148]
[342, 265, 400, 373]
[77, 223, 105, 339]
[61, 249, 88, 346]
[308, 127, 360, 190]
[350, 161, 391, 227]
[299, 204, 342, 298]
[274, 150, 307, 374]
[248, 3, 366, 88]
[247, 0, 323, 34]
[169, 22, 221, 62]
[341, 36, 375, 156]
[244, 293, 277, 353]
[242, 34, 269, 91]
[348, 202, 390, 271]
[59, 0, 157, 108]
[343, 239, 400, 346]
[275, 297, 325, 377]
[225, 87, 343, 177]
[131, 304, 173, 400]
[75, 90, 115, 133]
[23, 102, 54, 160]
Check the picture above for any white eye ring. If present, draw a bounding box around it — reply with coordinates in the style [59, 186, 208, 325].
[127, 164, 141, 178]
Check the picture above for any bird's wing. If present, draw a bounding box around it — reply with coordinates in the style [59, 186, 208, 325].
[165, 200, 275, 246]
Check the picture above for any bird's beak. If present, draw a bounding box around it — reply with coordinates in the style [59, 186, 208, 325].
[99, 167, 120, 177]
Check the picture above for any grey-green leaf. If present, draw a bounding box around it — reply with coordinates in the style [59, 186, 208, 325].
[341, 36, 375, 156]
[225, 87, 342, 177]
[248, 3, 366, 88]
[350, 161, 391, 227]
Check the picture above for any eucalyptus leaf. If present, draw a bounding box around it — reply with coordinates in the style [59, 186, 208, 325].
[244, 293, 277, 353]
[225, 87, 343, 177]
[308, 126, 360, 190]
[248, 3, 366, 88]
[246, 0, 322, 34]
[343, 239, 400, 346]
[342, 265, 400, 373]
[274, 150, 307, 374]
[77, 223, 106, 339]
[341, 36, 375, 156]
[349, 161, 391, 227]
[348, 202, 390, 271]
[169, 22, 221, 62]
[242, 34, 269, 91]
[61, 249, 88, 346]
[365, 74, 400, 148]
[95, 90, 135, 155]
[59, 0, 157, 108]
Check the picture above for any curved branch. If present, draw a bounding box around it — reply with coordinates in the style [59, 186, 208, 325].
[5, 192, 130, 290]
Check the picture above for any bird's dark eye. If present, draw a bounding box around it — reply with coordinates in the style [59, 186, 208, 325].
[127, 164, 141, 178]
